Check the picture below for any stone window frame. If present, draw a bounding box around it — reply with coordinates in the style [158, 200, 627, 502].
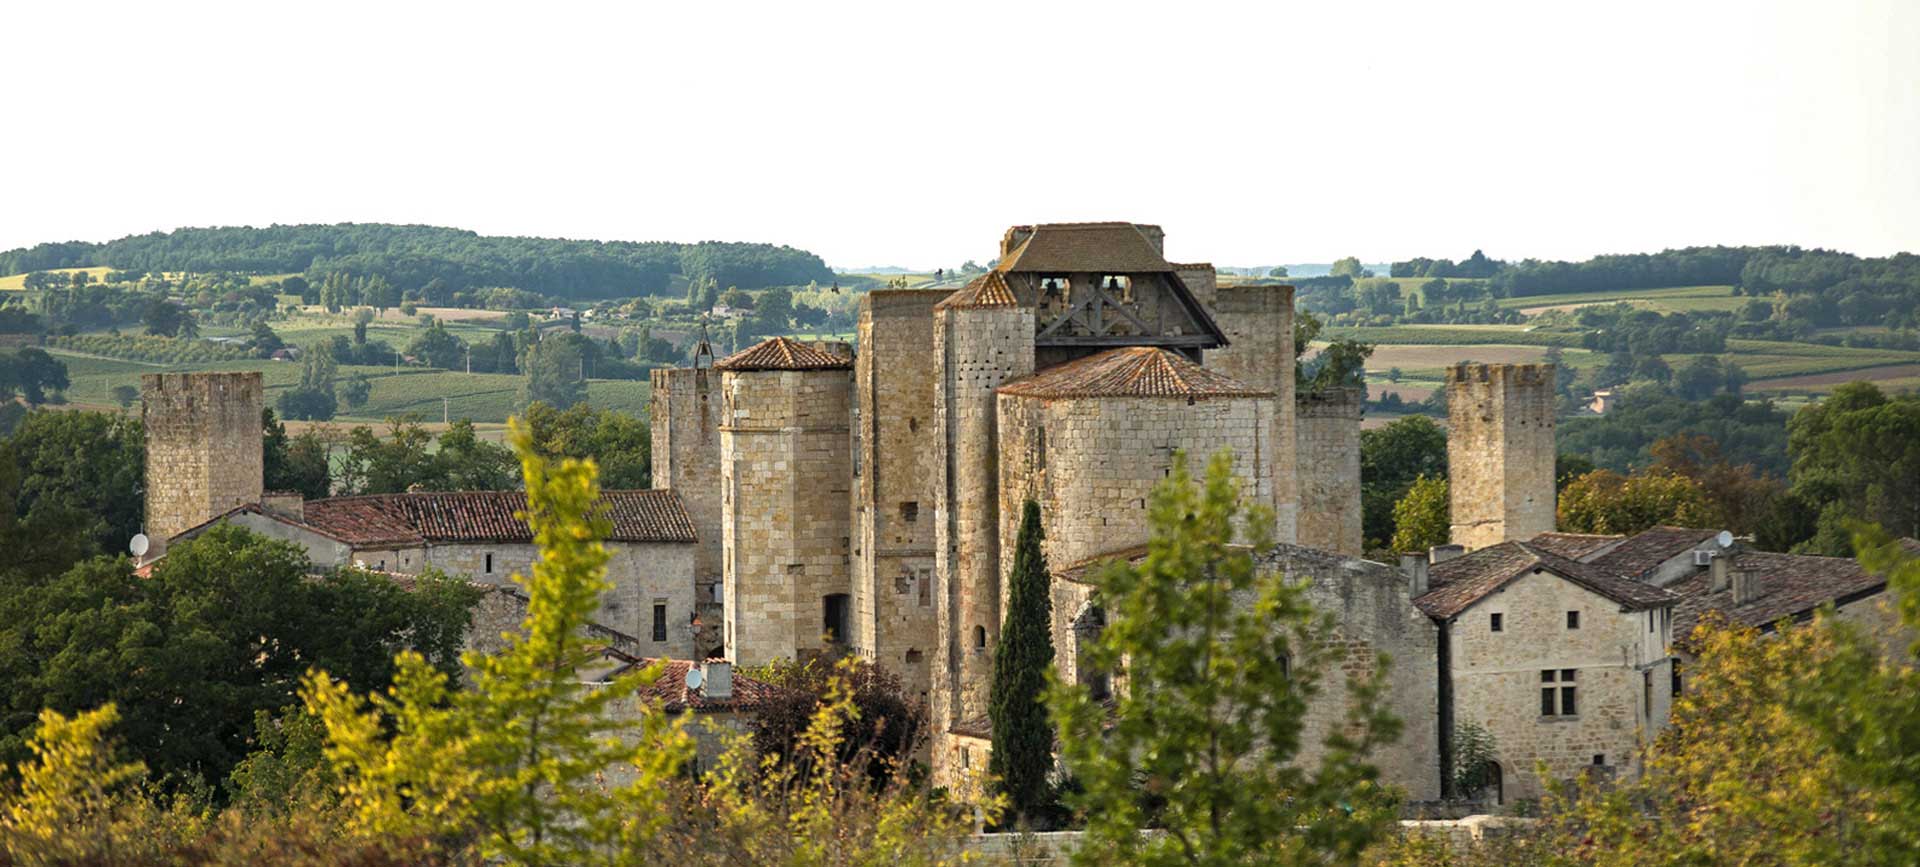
[1566, 610, 1581, 630]
[1490, 612, 1503, 633]
[1540, 668, 1579, 718]
[652, 601, 668, 643]
[484, 552, 494, 575]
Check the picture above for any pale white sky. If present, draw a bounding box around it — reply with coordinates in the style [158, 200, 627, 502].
[1, 1, 1915, 270]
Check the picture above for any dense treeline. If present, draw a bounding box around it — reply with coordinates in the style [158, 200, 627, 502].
[0, 224, 835, 300]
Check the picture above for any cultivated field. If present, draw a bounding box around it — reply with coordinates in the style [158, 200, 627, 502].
[1499, 285, 1743, 315]
[0, 267, 114, 290]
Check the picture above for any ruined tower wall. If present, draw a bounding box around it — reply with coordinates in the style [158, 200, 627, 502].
[931, 303, 1034, 731]
[1446, 363, 1557, 550]
[650, 367, 724, 596]
[1174, 263, 1217, 310]
[996, 392, 1273, 581]
[142, 371, 264, 549]
[1204, 284, 1297, 543]
[720, 367, 853, 666]
[852, 291, 945, 698]
[1295, 387, 1364, 556]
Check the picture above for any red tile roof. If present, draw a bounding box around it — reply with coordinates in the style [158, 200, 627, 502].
[633, 659, 787, 713]
[1414, 541, 1678, 619]
[713, 336, 851, 372]
[933, 271, 1020, 311]
[1670, 548, 1894, 641]
[997, 347, 1270, 401]
[1585, 526, 1720, 578]
[1526, 531, 1625, 561]
[302, 490, 697, 547]
[998, 223, 1173, 274]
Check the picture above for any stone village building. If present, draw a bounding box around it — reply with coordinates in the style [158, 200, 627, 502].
[135, 223, 1912, 811]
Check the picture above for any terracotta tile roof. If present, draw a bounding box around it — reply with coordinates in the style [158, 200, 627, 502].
[950, 715, 993, 739]
[1527, 531, 1626, 561]
[997, 347, 1271, 401]
[713, 336, 851, 372]
[302, 490, 697, 547]
[998, 223, 1173, 274]
[1586, 526, 1720, 579]
[933, 271, 1020, 311]
[1414, 541, 1678, 619]
[1670, 549, 1893, 641]
[633, 659, 787, 713]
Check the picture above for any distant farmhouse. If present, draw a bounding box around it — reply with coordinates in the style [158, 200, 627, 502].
[138, 223, 1913, 808]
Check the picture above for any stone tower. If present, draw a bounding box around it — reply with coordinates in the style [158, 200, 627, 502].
[931, 275, 1035, 730]
[851, 290, 945, 698]
[1203, 284, 1297, 543]
[717, 337, 854, 666]
[1296, 387, 1364, 556]
[142, 371, 264, 551]
[650, 364, 723, 600]
[1446, 363, 1556, 550]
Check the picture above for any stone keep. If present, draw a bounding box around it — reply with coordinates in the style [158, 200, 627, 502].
[1295, 387, 1364, 556]
[142, 371, 264, 549]
[1204, 284, 1297, 543]
[851, 290, 946, 698]
[1446, 363, 1556, 550]
[718, 340, 854, 666]
[931, 295, 1034, 728]
[651, 366, 724, 597]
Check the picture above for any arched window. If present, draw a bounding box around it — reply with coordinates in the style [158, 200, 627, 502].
[974, 625, 987, 649]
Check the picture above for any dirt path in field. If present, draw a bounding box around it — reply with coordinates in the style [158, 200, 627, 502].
[1750, 364, 1920, 391]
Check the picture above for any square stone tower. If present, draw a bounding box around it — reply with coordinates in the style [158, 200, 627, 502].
[1446, 363, 1556, 550]
[1203, 284, 1297, 543]
[1296, 387, 1364, 555]
[650, 364, 724, 598]
[142, 371, 264, 551]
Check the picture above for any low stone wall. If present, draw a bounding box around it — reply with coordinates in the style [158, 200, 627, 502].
[957, 817, 1537, 863]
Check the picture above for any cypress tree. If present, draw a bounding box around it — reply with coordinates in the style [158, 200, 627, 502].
[989, 499, 1055, 824]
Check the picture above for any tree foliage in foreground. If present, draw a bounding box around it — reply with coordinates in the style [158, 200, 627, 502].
[1049, 451, 1401, 866]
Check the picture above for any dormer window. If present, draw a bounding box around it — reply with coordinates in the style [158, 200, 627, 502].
[1101, 274, 1133, 303]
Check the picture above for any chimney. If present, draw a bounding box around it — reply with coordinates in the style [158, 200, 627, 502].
[261, 491, 305, 523]
[1710, 553, 1731, 594]
[701, 659, 733, 700]
[1400, 552, 1431, 597]
[1430, 544, 1467, 565]
[1731, 568, 1759, 606]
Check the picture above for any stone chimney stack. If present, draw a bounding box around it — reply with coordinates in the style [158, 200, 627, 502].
[1446, 363, 1557, 550]
[701, 660, 733, 700]
[261, 491, 305, 523]
[1401, 551, 1431, 597]
[1710, 552, 1731, 593]
[1731, 566, 1759, 606]
[1430, 543, 1467, 565]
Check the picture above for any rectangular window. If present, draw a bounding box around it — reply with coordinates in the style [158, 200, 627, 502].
[1542, 669, 1578, 716]
[899, 502, 919, 523]
[1490, 612, 1503, 632]
[1671, 661, 1684, 696]
[652, 604, 667, 642]
[1566, 610, 1581, 629]
[485, 553, 494, 574]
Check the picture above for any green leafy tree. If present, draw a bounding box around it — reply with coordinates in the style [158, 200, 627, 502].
[1557, 468, 1721, 534]
[0, 348, 70, 405]
[1359, 416, 1447, 549]
[436, 418, 517, 491]
[1389, 475, 1449, 553]
[303, 420, 693, 863]
[1787, 382, 1920, 540]
[339, 372, 372, 409]
[1048, 451, 1401, 866]
[989, 500, 1055, 825]
[262, 409, 332, 500]
[109, 384, 139, 408]
[521, 402, 650, 489]
[1293, 312, 1373, 393]
[141, 299, 189, 337]
[407, 321, 468, 371]
[520, 334, 587, 410]
[1329, 256, 1371, 278]
[1, 409, 144, 563]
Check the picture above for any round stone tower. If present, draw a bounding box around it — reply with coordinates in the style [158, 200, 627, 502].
[716, 337, 854, 666]
[142, 371, 264, 553]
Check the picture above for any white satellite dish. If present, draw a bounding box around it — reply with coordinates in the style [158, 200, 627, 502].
[1716, 530, 1735, 548]
[129, 534, 149, 558]
[684, 666, 705, 691]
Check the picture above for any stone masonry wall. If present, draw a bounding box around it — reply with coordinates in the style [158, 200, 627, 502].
[1204, 285, 1297, 543]
[1446, 363, 1556, 551]
[931, 304, 1035, 744]
[721, 367, 853, 666]
[651, 367, 724, 598]
[1296, 388, 1364, 556]
[1448, 570, 1671, 802]
[142, 371, 264, 549]
[853, 291, 945, 699]
[996, 393, 1273, 580]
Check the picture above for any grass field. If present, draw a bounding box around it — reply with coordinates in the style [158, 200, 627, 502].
[1327, 325, 1583, 347]
[1500, 285, 1743, 315]
[0, 267, 114, 291]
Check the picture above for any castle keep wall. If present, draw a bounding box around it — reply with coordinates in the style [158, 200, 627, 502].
[721, 367, 853, 666]
[995, 392, 1273, 579]
[931, 304, 1034, 730]
[651, 367, 724, 597]
[142, 371, 264, 549]
[1446, 364, 1556, 550]
[1204, 284, 1297, 543]
[1296, 388, 1364, 556]
[852, 291, 945, 697]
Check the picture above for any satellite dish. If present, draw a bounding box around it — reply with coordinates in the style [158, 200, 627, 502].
[129, 534, 149, 558]
[684, 667, 705, 691]
[1716, 530, 1734, 548]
